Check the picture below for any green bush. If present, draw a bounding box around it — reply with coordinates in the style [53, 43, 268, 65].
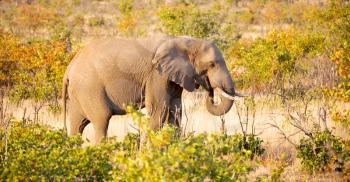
[0, 120, 117, 181]
[157, 3, 238, 50]
[319, 1, 350, 100]
[0, 117, 265, 181]
[158, 4, 219, 39]
[118, 0, 134, 16]
[112, 128, 260, 181]
[296, 131, 350, 174]
[88, 16, 104, 27]
[113, 108, 265, 180]
[229, 28, 325, 91]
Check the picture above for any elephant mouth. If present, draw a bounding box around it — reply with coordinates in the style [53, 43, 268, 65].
[208, 87, 236, 101]
[195, 83, 200, 89]
[202, 76, 212, 91]
[194, 75, 211, 91]
[195, 75, 246, 99]
[203, 76, 236, 99]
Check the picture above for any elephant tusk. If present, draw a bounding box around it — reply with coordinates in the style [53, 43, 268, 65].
[215, 88, 249, 100]
[215, 88, 236, 100]
[234, 92, 249, 97]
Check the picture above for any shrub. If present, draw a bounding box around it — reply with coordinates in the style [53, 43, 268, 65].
[112, 128, 256, 181]
[116, 0, 146, 37]
[319, 1, 350, 100]
[118, 0, 134, 16]
[88, 16, 104, 27]
[0, 115, 266, 181]
[157, 4, 219, 39]
[0, 120, 117, 181]
[332, 110, 350, 130]
[109, 108, 265, 181]
[255, 153, 288, 182]
[296, 131, 350, 174]
[229, 28, 325, 92]
[0, 31, 76, 115]
[116, 15, 138, 37]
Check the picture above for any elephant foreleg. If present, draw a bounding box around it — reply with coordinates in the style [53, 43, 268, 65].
[146, 95, 182, 130]
[145, 73, 183, 130]
[147, 101, 168, 130]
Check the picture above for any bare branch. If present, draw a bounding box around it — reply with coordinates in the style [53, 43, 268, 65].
[267, 123, 297, 146]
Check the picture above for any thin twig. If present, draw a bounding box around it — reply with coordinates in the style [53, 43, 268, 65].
[267, 123, 297, 146]
[235, 102, 245, 137]
[220, 115, 226, 134]
[182, 96, 189, 137]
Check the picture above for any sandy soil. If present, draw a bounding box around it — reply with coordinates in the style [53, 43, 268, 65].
[6, 90, 347, 143]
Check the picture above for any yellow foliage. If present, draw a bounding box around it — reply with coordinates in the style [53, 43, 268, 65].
[12, 4, 55, 32]
[117, 15, 137, 37]
[0, 31, 76, 102]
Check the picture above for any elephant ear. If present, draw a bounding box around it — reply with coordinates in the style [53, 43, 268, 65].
[152, 40, 196, 92]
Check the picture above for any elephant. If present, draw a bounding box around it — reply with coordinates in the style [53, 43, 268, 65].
[62, 35, 243, 144]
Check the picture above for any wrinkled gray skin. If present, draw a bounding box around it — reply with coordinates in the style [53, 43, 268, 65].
[62, 36, 236, 144]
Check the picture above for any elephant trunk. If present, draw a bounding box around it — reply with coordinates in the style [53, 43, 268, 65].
[205, 85, 235, 116]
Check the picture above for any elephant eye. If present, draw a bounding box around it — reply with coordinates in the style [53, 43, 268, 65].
[209, 62, 215, 68]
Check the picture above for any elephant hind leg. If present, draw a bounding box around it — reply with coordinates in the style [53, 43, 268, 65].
[67, 111, 84, 136]
[73, 85, 113, 144]
[67, 102, 89, 136]
[80, 93, 112, 144]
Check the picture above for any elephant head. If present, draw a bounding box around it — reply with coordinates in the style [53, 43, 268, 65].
[152, 36, 241, 116]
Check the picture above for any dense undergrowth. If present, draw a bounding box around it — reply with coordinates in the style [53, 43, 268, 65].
[297, 131, 350, 174]
[1, 107, 349, 181]
[0, 119, 265, 181]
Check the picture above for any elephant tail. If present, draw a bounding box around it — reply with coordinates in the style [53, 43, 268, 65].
[62, 74, 69, 132]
